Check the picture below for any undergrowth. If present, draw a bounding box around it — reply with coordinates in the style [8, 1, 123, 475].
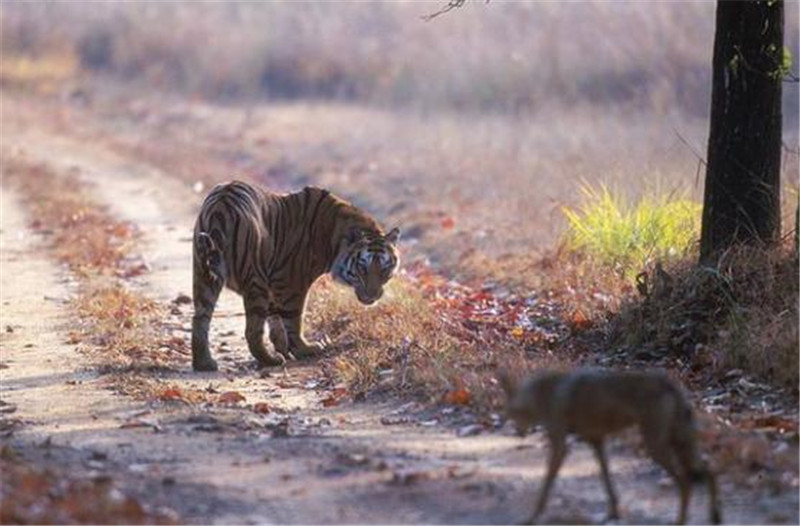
[616, 244, 799, 389]
[560, 183, 798, 390]
[4, 156, 141, 276]
[562, 183, 701, 278]
[309, 274, 562, 413]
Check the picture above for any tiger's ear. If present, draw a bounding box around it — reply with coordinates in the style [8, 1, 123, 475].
[385, 227, 401, 244]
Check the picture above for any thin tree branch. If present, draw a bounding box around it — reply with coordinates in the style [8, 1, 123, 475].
[782, 71, 799, 83]
[673, 128, 707, 188]
[421, 0, 469, 22]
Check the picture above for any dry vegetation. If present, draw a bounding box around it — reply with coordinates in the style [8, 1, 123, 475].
[2, 2, 797, 118]
[552, 183, 799, 390]
[1, 154, 182, 398]
[309, 272, 570, 412]
[613, 243, 799, 389]
[4, 1, 797, 278]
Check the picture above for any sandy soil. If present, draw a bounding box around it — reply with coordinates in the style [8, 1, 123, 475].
[1, 96, 797, 524]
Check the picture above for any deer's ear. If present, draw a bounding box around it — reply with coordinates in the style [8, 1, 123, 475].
[385, 227, 400, 244]
[497, 369, 516, 398]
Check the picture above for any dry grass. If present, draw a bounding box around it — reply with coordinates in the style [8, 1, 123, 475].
[3, 156, 140, 277]
[0, 49, 78, 94]
[611, 243, 799, 389]
[3, 2, 797, 120]
[2, 2, 797, 271]
[72, 283, 170, 373]
[308, 272, 569, 413]
[2, 0, 797, 406]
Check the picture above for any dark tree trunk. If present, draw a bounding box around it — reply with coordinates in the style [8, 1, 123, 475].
[700, 0, 783, 263]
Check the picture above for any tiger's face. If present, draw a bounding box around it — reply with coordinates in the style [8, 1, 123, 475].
[332, 227, 400, 305]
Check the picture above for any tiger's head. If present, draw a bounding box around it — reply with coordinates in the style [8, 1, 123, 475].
[331, 227, 400, 305]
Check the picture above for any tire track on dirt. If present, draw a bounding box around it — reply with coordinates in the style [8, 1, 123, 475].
[0, 188, 112, 440]
[0, 186, 209, 523]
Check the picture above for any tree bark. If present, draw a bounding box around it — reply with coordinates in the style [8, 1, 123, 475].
[700, 0, 783, 263]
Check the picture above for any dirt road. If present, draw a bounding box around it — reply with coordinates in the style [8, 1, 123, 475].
[1, 99, 797, 524]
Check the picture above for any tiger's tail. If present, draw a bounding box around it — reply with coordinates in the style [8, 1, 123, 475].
[196, 231, 226, 285]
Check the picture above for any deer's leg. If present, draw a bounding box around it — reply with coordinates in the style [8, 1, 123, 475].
[590, 440, 619, 520]
[526, 433, 568, 524]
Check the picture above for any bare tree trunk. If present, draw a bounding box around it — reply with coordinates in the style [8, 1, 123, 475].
[700, 0, 783, 263]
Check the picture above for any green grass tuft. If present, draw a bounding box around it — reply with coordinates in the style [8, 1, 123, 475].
[562, 183, 701, 276]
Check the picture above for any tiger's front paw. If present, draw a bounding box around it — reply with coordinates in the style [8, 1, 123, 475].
[291, 338, 328, 359]
[255, 351, 286, 368]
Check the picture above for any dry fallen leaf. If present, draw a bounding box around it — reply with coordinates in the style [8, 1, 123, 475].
[321, 387, 348, 408]
[443, 387, 471, 406]
[569, 308, 592, 329]
[119, 262, 150, 278]
[740, 415, 798, 434]
[173, 293, 192, 305]
[252, 402, 271, 414]
[218, 391, 246, 405]
[158, 388, 184, 402]
[167, 336, 185, 348]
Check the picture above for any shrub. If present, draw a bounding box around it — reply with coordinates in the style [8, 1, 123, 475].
[562, 183, 701, 276]
[614, 243, 798, 389]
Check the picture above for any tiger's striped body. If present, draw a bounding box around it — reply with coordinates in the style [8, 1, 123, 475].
[192, 180, 399, 371]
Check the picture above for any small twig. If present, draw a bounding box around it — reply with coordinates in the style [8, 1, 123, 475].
[672, 128, 707, 188]
[782, 140, 800, 157]
[421, 0, 466, 21]
[421, 0, 486, 21]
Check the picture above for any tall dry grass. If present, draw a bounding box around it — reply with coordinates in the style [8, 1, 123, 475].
[2, 2, 798, 120]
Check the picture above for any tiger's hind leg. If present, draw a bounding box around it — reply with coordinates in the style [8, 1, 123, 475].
[244, 294, 286, 368]
[192, 263, 223, 372]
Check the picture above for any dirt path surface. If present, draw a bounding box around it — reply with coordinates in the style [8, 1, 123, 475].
[1, 106, 797, 525]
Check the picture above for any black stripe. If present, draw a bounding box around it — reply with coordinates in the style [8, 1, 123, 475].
[305, 190, 328, 242]
[230, 215, 242, 278]
[237, 222, 252, 280]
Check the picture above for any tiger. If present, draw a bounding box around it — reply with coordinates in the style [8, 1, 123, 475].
[191, 180, 400, 372]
